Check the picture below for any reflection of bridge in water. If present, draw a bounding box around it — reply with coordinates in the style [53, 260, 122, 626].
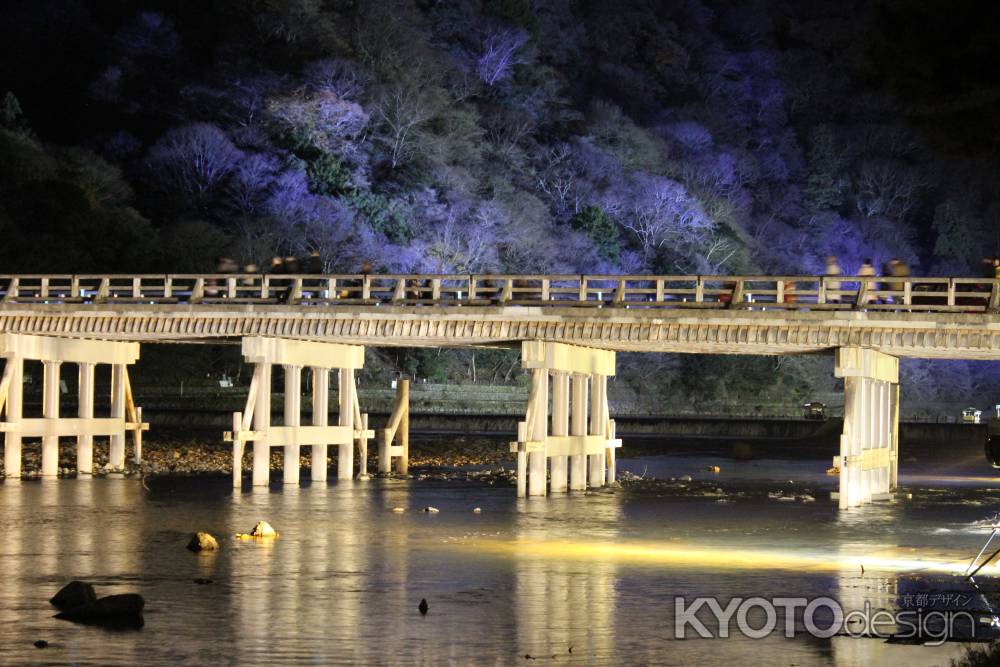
[0, 273, 998, 508]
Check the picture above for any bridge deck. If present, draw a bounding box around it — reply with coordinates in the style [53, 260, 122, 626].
[0, 274, 997, 358]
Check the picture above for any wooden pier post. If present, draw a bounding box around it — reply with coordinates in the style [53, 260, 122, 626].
[569, 373, 588, 491]
[109, 363, 126, 470]
[77, 362, 95, 474]
[338, 368, 354, 479]
[283, 364, 301, 484]
[588, 374, 607, 487]
[550, 371, 569, 493]
[527, 367, 549, 496]
[41, 360, 61, 476]
[311, 367, 329, 482]
[3, 355, 23, 478]
[379, 379, 410, 475]
[252, 363, 272, 486]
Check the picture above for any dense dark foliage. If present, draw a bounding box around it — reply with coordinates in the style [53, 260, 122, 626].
[1, 0, 998, 405]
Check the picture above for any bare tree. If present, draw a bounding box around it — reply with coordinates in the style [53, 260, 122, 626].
[604, 173, 715, 262]
[476, 28, 530, 86]
[372, 81, 440, 170]
[854, 159, 923, 221]
[146, 123, 242, 205]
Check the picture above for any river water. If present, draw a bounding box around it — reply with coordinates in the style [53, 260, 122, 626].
[2, 447, 1000, 666]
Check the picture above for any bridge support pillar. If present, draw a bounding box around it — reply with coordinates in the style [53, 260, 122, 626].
[283, 365, 301, 485]
[549, 372, 569, 493]
[588, 374, 607, 487]
[569, 373, 588, 491]
[252, 363, 272, 487]
[513, 342, 621, 498]
[109, 364, 126, 470]
[338, 368, 355, 480]
[527, 368, 549, 496]
[228, 337, 372, 487]
[834, 347, 899, 510]
[3, 354, 23, 478]
[0, 335, 144, 479]
[77, 362, 95, 474]
[378, 379, 410, 476]
[41, 360, 61, 476]
[311, 367, 329, 482]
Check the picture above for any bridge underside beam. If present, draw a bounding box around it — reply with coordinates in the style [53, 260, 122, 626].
[513, 341, 621, 497]
[833, 347, 900, 510]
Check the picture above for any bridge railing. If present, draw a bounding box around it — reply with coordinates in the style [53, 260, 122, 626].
[0, 274, 997, 312]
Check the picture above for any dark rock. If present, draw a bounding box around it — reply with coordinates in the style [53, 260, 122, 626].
[54, 594, 145, 628]
[49, 581, 97, 611]
[187, 532, 220, 552]
[33, 640, 48, 648]
[418, 598, 428, 615]
[193, 578, 213, 585]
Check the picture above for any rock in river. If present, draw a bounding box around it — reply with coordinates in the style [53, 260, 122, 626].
[187, 532, 220, 552]
[54, 594, 145, 628]
[237, 520, 278, 539]
[49, 581, 97, 611]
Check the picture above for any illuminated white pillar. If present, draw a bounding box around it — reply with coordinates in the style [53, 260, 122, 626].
[588, 374, 606, 487]
[109, 364, 126, 470]
[516, 421, 527, 497]
[311, 367, 329, 482]
[283, 364, 301, 485]
[77, 362, 95, 474]
[569, 373, 588, 491]
[3, 355, 23, 478]
[550, 371, 569, 493]
[338, 368, 354, 480]
[528, 368, 549, 497]
[252, 363, 271, 486]
[890, 383, 900, 491]
[41, 360, 61, 477]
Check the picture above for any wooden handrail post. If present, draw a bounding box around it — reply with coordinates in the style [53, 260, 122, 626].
[288, 277, 302, 304]
[190, 278, 204, 303]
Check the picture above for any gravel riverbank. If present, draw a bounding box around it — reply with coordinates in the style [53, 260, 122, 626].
[0, 436, 515, 479]
[0, 437, 828, 503]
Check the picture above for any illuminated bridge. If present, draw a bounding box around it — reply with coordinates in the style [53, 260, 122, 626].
[0, 273, 998, 509]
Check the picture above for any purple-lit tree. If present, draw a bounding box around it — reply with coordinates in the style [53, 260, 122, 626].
[146, 123, 242, 206]
[475, 27, 530, 86]
[602, 172, 715, 266]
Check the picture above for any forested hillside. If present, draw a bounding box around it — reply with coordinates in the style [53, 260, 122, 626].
[1, 0, 998, 407]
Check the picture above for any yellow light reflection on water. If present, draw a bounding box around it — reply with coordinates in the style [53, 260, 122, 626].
[455, 538, 989, 576]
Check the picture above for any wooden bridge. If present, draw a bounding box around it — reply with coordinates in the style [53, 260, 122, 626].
[0, 273, 998, 509]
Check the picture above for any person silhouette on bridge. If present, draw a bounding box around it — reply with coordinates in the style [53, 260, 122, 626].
[825, 255, 842, 303]
[887, 257, 910, 304]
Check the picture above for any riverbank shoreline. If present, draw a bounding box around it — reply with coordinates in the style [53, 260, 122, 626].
[0, 435, 839, 504]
